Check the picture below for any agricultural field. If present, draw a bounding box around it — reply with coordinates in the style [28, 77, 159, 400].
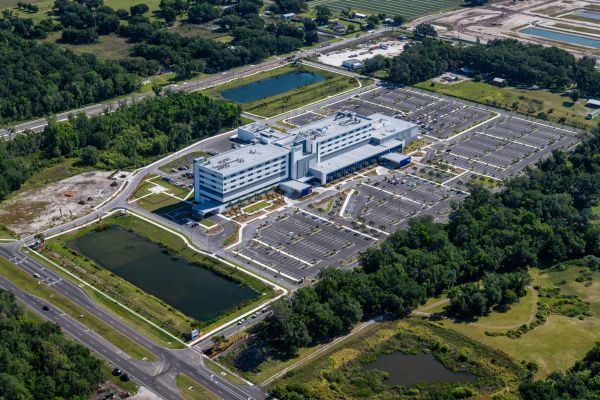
[308, 0, 464, 20]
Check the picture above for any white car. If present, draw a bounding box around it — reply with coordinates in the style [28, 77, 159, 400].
[237, 318, 246, 325]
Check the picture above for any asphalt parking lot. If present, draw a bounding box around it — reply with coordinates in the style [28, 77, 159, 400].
[235, 208, 375, 280]
[427, 115, 579, 179]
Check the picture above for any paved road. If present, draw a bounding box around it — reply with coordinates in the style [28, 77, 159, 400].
[0, 242, 265, 400]
[0, 29, 388, 138]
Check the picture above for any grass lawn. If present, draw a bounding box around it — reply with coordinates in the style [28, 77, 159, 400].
[43, 214, 275, 341]
[0, 256, 158, 361]
[0, 225, 17, 239]
[176, 374, 220, 400]
[242, 201, 269, 214]
[414, 80, 595, 130]
[199, 219, 216, 228]
[41, 32, 133, 59]
[204, 359, 246, 385]
[433, 267, 600, 378]
[204, 64, 364, 118]
[309, 196, 335, 213]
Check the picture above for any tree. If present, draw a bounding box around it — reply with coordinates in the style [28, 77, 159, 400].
[413, 23, 437, 40]
[188, 3, 220, 23]
[80, 145, 99, 165]
[315, 5, 330, 25]
[569, 89, 580, 104]
[393, 15, 405, 26]
[130, 3, 149, 16]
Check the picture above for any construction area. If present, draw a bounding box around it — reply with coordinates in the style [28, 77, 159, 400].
[411, 0, 600, 58]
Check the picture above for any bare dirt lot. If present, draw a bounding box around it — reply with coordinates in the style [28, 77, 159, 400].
[0, 171, 119, 236]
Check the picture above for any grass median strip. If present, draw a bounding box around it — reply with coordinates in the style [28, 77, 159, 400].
[0, 257, 158, 361]
[176, 374, 220, 400]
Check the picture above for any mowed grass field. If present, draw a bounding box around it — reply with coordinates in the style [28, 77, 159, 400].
[424, 267, 600, 378]
[309, 0, 464, 20]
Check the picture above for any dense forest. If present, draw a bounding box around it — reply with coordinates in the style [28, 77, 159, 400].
[0, 91, 241, 201]
[519, 341, 600, 399]
[0, 289, 104, 399]
[373, 38, 600, 97]
[0, 30, 139, 124]
[257, 126, 600, 354]
[0, 0, 320, 122]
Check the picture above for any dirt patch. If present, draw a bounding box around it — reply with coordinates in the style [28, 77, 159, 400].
[0, 171, 119, 236]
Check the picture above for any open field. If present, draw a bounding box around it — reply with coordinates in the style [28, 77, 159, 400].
[43, 213, 275, 340]
[0, 256, 157, 361]
[204, 64, 363, 118]
[308, 0, 464, 20]
[414, 80, 595, 130]
[176, 374, 220, 400]
[44, 32, 134, 60]
[430, 266, 600, 378]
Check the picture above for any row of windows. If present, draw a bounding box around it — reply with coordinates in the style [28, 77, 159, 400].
[320, 126, 369, 145]
[223, 161, 287, 185]
[223, 155, 287, 179]
[224, 167, 287, 193]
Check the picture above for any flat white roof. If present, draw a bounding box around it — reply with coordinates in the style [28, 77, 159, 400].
[289, 111, 372, 142]
[199, 143, 288, 175]
[311, 139, 403, 174]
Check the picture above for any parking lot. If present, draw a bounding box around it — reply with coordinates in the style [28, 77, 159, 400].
[340, 174, 466, 233]
[235, 208, 375, 280]
[327, 87, 493, 139]
[427, 115, 580, 179]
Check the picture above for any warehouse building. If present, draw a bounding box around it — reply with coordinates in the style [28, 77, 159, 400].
[193, 111, 418, 216]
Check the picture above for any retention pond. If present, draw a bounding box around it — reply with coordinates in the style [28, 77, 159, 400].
[69, 226, 258, 322]
[221, 71, 326, 103]
[520, 27, 600, 49]
[366, 351, 477, 387]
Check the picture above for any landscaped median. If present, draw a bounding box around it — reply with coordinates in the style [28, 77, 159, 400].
[38, 211, 279, 345]
[0, 256, 157, 361]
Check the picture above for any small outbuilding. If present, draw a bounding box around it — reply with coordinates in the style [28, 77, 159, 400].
[281, 12, 296, 20]
[586, 99, 600, 108]
[342, 58, 364, 70]
[492, 77, 507, 87]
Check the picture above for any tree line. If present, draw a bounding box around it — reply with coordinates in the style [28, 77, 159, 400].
[0, 289, 104, 399]
[0, 91, 241, 201]
[256, 126, 600, 356]
[374, 38, 600, 98]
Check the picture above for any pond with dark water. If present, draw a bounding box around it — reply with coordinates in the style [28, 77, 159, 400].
[365, 350, 477, 387]
[220, 71, 326, 103]
[69, 226, 258, 322]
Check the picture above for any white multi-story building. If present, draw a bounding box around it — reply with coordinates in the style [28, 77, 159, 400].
[193, 111, 418, 215]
